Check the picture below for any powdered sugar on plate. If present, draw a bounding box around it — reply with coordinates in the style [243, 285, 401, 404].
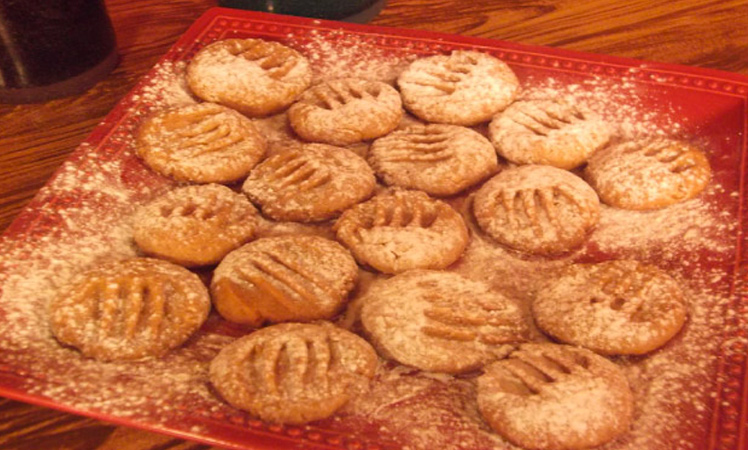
[0, 21, 744, 450]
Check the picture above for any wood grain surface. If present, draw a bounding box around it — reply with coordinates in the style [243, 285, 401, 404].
[1, 0, 747, 448]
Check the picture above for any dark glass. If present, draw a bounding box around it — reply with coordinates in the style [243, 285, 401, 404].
[219, 0, 386, 22]
[0, 0, 117, 103]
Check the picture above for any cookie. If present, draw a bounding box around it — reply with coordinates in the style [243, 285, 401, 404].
[397, 50, 519, 126]
[360, 270, 529, 373]
[287, 78, 403, 145]
[368, 124, 499, 196]
[132, 184, 258, 267]
[532, 259, 688, 355]
[242, 143, 376, 222]
[477, 343, 634, 450]
[210, 235, 359, 326]
[584, 138, 712, 210]
[135, 102, 266, 183]
[186, 38, 312, 117]
[49, 258, 211, 361]
[210, 322, 378, 424]
[333, 189, 469, 274]
[489, 98, 612, 170]
[473, 165, 600, 255]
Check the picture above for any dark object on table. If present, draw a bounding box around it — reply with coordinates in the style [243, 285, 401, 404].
[0, 0, 118, 103]
[218, 0, 386, 22]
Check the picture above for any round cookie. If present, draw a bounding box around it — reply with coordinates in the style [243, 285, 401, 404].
[186, 38, 312, 117]
[477, 343, 634, 450]
[489, 98, 612, 170]
[532, 259, 688, 355]
[210, 235, 359, 327]
[333, 189, 469, 274]
[368, 124, 499, 196]
[397, 50, 520, 126]
[210, 322, 378, 424]
[49, 258, 211, 361]
[287, 78, 403, 145]
[473, 165, 600, 255]
[135, 102, 266, 183]
[242, 143, 376, 222]
[584, 138, 712, 210]
[132, 184, 259, 267]
[360, 270, 529, 373]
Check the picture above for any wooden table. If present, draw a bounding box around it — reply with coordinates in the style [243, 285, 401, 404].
[1, 0, 747, 448]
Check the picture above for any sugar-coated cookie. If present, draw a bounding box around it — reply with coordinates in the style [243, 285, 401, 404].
[334, 189, 469, 274]
[133, 184, 258, 267]
[360, 270, 529, 373]
[489, 98, 612, 170]
[368, 124, 498, 196]
[473, 165, 600, 255]
[288, 78, 402, 145]
[477, 343, 634, 450]
[532, 259, 688, 355]
[242, 143, 376, 222]
[584, 138, 711, 210]
[210, 322, 378, 424]
[186, 38, 312, 116]
[49, 258, 211, 361]
[135, 102, 266, 183]
[210, 235, 358, 327]
[397, 50, 519, 126]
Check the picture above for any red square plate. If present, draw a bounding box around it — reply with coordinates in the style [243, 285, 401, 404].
[0, 7, 747, 450]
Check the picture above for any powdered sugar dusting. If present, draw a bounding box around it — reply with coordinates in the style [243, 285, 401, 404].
[0, 24, 744, 450]
[520, 75, 684, 140]
[132, 60, 198, 110]
[288, 29, 413, 83]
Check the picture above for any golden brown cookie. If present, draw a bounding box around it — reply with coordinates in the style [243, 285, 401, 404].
[532, 259, 688, 355]
[333, 189, 469, 274]
[209, 322, 378, 424]
[186, 38, 312, 117]
[135, 102, 266, 183]
[49, 258, 211, 361]
[132, 184, 259, 267]
[210, 235, 359, 326]
[584, 138, 712, 210]
[477, 343, 634, 450]
[360, 270, 529, 373]
[473, 165, 600, 255]
[488, 98, 612, 170]
[242, 143, 376, 222]
[287, 78, 403, 145]
[368, 124, 499, 196]
[397, 50, 519, 126]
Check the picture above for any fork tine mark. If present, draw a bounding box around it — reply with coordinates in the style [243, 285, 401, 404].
[123, 277, 144, 339]
[421, 325, 477, 341]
